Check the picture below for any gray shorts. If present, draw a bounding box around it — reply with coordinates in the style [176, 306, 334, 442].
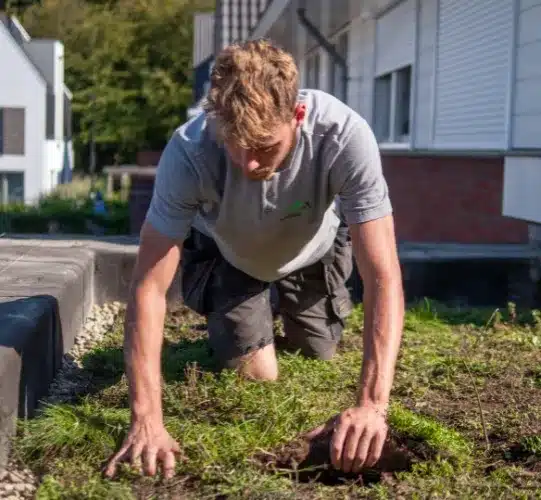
[181, 227, 354, 368]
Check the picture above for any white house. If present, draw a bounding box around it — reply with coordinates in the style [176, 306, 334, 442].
[240, 0, 541, 246]
[0, 14, 73, 206]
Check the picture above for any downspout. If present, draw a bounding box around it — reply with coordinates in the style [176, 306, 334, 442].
[296, 7, 348, 101]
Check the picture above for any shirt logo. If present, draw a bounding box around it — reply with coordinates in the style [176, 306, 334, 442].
[280, 200, 311, 221]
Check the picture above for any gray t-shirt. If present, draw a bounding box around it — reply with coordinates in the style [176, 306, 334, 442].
[145, 89, 392, 282]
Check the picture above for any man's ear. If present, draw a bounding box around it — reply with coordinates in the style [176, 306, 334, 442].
[294, 103, 306, 124]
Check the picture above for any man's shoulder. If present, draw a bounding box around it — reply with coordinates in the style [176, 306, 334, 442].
[154, 112, 225, 189]
[167, 112, 222, 159]
[299, 89, 368, 144]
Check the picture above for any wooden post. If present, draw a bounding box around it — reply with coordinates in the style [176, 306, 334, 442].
[107, 173, 113, 198]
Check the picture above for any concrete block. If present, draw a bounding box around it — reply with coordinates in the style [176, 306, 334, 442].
[0, 234, 184, 467]
[0, 244, 95, 467]
[0, 296, 57, 466]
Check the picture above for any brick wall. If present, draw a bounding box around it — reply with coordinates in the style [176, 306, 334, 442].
[128, 151, 163, 235]
[381, 155, 529, 244]
[129, 151, 529, 243]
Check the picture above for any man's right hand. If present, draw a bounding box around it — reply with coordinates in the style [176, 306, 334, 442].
[103, 417, 183, 479]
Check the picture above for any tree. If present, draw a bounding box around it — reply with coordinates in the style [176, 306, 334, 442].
[20, 0, 215, 169]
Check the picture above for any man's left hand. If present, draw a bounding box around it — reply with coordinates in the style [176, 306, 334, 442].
[305, 404, 388, 474]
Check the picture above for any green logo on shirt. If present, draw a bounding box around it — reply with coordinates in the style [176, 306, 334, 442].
[281, 200, 311, 221]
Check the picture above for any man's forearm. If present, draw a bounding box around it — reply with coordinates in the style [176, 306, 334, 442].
[124, 283, 168, 422]
[357, 274, 404, 409]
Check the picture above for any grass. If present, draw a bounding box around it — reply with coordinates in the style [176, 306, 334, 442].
[11, 299, 541, 499]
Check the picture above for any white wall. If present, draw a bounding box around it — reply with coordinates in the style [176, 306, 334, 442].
[23, 41, 55, 85]
[503, 156, 541, 224]
[0, 23, 47, 204]
[45, 139, 63, 192]
[512, 0, 541, 149]
[53, 43, 64, 141]
[260, 0, 541, 156]
[347, 15, 375, 121]
[375, 0, 416, 77]
[23, 40, 64, 141]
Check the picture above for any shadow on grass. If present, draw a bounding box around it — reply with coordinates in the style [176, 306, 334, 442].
[80, 336, 219, 397]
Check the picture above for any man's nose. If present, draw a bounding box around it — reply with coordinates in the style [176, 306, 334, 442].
[241, 151, 260, 173]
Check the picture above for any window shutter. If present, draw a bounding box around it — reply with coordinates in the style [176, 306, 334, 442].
[2, 108, 25, 155]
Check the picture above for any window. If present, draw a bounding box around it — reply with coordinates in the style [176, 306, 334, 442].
[0, 107, 25, 155]
[0, 173, 24, 206]
[305, 51, 320, 89]
[329, 31, 349, 103]
[373, 65, 412, 144]
[64, 93, 72, 140]
[46, 92, 55, 139]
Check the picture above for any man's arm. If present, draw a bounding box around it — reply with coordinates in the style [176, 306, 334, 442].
[124, 221, 182, 421]
[350, 214, 404, 411]
[102, 130, 201, 479]
[321, 215, 404, 475]
[312, 114, 404, 474]
[104, 221, 184, 479]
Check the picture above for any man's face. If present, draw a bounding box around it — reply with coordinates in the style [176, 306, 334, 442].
[224, 107, 304, 181]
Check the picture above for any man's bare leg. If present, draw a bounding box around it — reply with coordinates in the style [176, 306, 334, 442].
[228, 343, 279, 381]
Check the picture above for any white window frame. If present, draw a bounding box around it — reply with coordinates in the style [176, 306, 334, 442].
[373, 64, 413, 148]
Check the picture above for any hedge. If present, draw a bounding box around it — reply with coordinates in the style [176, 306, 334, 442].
[0, 199, 130, 235]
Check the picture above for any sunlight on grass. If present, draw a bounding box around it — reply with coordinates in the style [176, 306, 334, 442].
[388, 403, 473, 465]
[16, 402, 128, 470]
[36, 473, 134, 500]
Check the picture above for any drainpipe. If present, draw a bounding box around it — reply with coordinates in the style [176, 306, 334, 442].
[296, 7, 348, 101]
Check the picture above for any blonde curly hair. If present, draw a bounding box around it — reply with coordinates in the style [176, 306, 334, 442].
[204, 38, 299, 149]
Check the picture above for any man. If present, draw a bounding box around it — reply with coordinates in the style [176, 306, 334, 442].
[104, 39, 404, 481]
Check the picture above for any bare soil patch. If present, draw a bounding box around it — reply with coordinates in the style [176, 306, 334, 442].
[255, 427, 434, 487]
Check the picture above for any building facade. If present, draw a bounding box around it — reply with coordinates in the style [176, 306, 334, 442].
[248, 0, 541, 245]
[189, 1, 270, 118]
[0, 14, 73, 205]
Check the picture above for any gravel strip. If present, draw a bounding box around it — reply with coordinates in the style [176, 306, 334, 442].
[0, 302, 125, 500]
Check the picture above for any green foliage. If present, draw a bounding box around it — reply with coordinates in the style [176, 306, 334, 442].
[520, 435, 541, 456]
[0, 195, 130, 235]
[46, 175, 109, 201]
[18, 0, 215, 167]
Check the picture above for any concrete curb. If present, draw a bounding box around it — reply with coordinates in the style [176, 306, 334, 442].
[0, 236, 160, 468]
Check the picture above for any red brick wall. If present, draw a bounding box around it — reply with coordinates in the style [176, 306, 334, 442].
[381, 155, 529, 244]
[129, 151, 162, 234]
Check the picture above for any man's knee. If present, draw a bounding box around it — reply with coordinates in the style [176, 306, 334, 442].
[295, 337, 338, 361]
[280, 313, 341, 361]
[221, 342, 279, 381]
